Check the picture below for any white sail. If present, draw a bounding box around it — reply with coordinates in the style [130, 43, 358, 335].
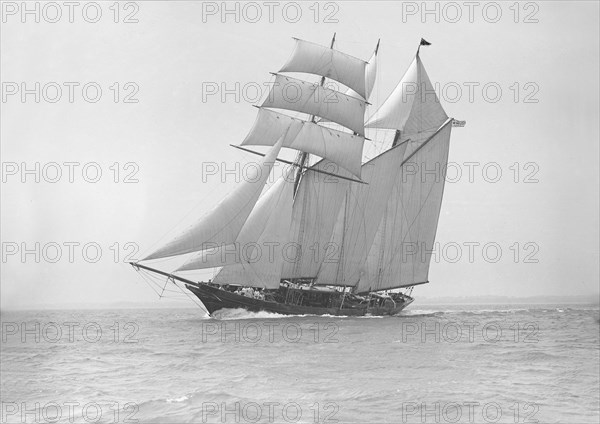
[314, 142, 409, 286]
[280, 38, 367, 99]
[241, 108, 364, 177]
[262, 74, 366, 135]
[317, 48, 378, 124]
[346, 50, 378, 101]
[281, 159, 352, 279]
[365, 54, 447, 156]
[356, 122, 452, 293]
[210, 173, 295, 289]
[143, 137, 284, 261]
[176, 170, 293, 271]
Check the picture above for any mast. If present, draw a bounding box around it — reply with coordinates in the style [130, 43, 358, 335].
[335, 190, 349, 285]
[293, 32, 336, 196]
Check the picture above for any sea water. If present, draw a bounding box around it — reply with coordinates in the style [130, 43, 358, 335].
[1, 304, 598, 423]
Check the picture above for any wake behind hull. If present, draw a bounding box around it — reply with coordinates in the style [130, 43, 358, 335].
[186, 283, 413, 317]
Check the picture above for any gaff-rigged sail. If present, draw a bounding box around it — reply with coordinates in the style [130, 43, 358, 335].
[281, 159, 352, 279]
[241, 108, 364, 177]
[356, 121, 452, 293]
[314, 141, 409, 287]
[143, 137, 284, 261]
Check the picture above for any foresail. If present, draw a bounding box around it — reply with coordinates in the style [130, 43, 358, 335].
[356, 123, 452, 293]
[261, 74, 366, 135]
[315, 142, 409, 286]
[281, 159, 352, 279]
[241, 108, 364, 177]
[365, 54, 447, 156]
[280, 38, 367, 99]
[211, 173, 295, 289]
[143, 137, 284, 261]
[176, 169, 294, 271]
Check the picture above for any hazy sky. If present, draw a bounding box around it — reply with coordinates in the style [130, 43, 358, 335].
[1, 1, 599, 309]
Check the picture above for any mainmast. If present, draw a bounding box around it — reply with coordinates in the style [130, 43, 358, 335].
[293, 32, 337, 196]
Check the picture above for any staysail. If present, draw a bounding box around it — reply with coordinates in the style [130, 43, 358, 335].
[143, 137, 284, 261]
[211, 174, 294, 289]
[176, 168, 294, 271]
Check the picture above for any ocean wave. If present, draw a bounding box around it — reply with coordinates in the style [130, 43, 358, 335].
[211, 309, 293, 320]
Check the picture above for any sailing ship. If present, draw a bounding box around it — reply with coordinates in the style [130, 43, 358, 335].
[130, 36, 463, 317]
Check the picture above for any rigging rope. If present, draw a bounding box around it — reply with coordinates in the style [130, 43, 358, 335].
[132, 267, 211, 316]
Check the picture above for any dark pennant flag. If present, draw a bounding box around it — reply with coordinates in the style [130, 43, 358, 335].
[420, 38, 432, 46]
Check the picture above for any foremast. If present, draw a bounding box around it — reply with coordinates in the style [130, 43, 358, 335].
[293, 33, 337, 197]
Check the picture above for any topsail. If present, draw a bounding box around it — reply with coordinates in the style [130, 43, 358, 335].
[261, 73, 366, 136]
[366, 53, 447, 156]
[241, 108, 364, 177]
[280, 38, 368, 99]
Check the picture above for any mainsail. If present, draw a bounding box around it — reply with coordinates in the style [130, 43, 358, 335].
[314, 141, 408, 287]
[356, 121, 452, 293]
[353, 51, 452, 292]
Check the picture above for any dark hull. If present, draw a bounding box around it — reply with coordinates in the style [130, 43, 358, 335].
[186, 283, 413, 317]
